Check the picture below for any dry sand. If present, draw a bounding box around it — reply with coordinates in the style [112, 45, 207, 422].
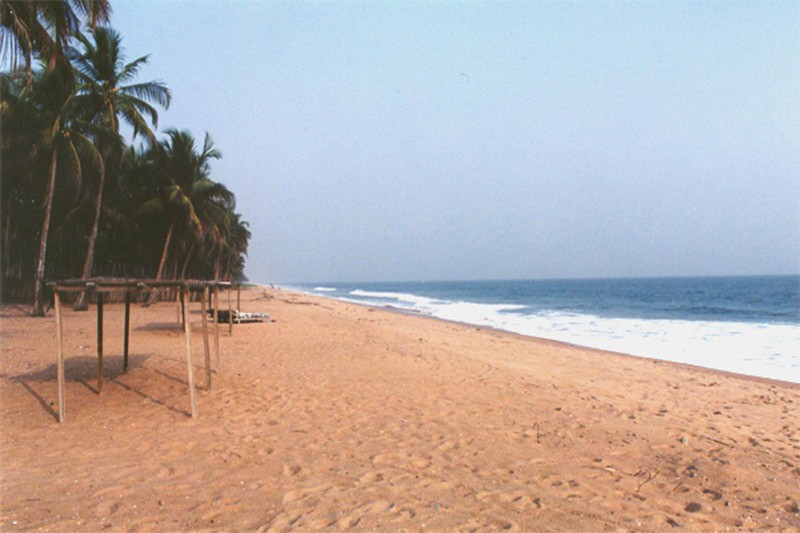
[1, 287, 798, 531]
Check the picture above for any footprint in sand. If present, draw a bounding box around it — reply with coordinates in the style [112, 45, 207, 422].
[702, 488, 723, 501]
[281, 482, 333, 505]
[684, 502, 702, 513]
[93, 484, 137, 499]
[257, 446, 274, 457]
[265, 513, 303, 532]
[282, 464, 301, 476]
[94, 500, 120, 518]
[358, 471, 385, 484]
[155, 466, 176, 479]
[336, 500, 394, 530]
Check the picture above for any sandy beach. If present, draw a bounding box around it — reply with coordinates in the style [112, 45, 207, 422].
[1, 286, 798, 531]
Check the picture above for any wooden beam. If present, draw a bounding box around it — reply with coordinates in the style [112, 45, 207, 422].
[48, 285, 131, 294]
[97, 292, 104, 394]
[182, 288, 198, 417]
[54, 291, 66, 423]
[48, 285, 89, 293]
[201, 287, 211, 390]
[123, 292, 131, 373]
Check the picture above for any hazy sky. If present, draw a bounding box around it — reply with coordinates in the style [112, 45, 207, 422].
[110, 1, 799, 283]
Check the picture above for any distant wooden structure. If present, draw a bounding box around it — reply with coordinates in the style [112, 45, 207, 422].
[46, 278, 239, 422]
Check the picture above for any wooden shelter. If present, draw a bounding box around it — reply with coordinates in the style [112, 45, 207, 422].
[46, 278, 240, 422]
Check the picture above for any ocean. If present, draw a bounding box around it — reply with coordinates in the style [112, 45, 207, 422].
[288, 276, 800, 384]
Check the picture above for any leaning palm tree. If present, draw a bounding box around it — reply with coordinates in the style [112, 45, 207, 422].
[137, 130, 234, 302]
[27, 65, 106, 316]
[70, 25, 170, 309]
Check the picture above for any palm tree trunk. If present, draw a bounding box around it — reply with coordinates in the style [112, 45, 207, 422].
[223, 255, 235, 281]
[144, 221, 174, 306]
[32, 148, 59, 316]
[155, 221, 174, 281]
[180, 243, 195, 279]
[214, 254, 222, 281]
[74, 167, 106, 311]
[2, 211, 12, 278]
[170, 255, 179, 279]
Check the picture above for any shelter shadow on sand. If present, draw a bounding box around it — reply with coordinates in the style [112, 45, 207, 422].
[109, 376, 188, 417]
[135, 322, 184, 332]
[12, 354, 150, 420]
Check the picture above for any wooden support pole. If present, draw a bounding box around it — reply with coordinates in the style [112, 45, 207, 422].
[97, 292, 104, 394]
[182, 288, 198, 417]
[180, 292, 186, 331]
[54, 291, 66, 423]
[227, 285, 233, 335]
[201, 287, 211, 390]
[237, 285, 241, 314]
[123, 292, 131, 373]
[213, 285, 220, 370]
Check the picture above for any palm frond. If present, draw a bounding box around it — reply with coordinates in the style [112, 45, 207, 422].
[72, 0, 112, 28]
[191, 178, 234, 205]
[134, 197, 166, 218]
[126, 96, 160, 127]
[118, 104, 154, 140]
[72, 130, 105, 175]
[200, 132, 221, 161]
[116, 55, 149, 83]
[121, 80, 171, 109]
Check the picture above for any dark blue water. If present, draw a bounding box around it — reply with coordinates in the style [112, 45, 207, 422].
[302, 276, 799, 324]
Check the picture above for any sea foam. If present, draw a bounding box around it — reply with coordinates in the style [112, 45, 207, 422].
[342, 288, 800, 383]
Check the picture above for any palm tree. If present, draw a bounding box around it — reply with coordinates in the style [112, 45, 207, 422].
[27, 65, 106, 315]
[1, 0, 111, 80]
[1, 69, 47, 297]
[70, 25, 170, 309]
[215, 209, 250, 281]
[138, 130, 234, 296]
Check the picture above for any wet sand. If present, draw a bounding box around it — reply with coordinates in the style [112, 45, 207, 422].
[1, 287, 798, 531]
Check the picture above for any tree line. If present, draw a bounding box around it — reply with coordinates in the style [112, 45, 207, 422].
[1, 0, 251, 315]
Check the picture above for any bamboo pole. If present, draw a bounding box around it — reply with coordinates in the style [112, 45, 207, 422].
[213, 285, 220, 370]
[201, 287, 211, 390]
[182, 287, 197, 417]
[123, 292, 131, 373]
[97, 292, 104, 394]
[180, 292, 186, 331]
[227, 285, 233, 335]
[54, 290, 66, 423]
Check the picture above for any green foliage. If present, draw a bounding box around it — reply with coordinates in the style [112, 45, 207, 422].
[1, 1, 251, 305]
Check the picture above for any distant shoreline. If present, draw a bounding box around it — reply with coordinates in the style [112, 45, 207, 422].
[274, 284, 800, 388]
